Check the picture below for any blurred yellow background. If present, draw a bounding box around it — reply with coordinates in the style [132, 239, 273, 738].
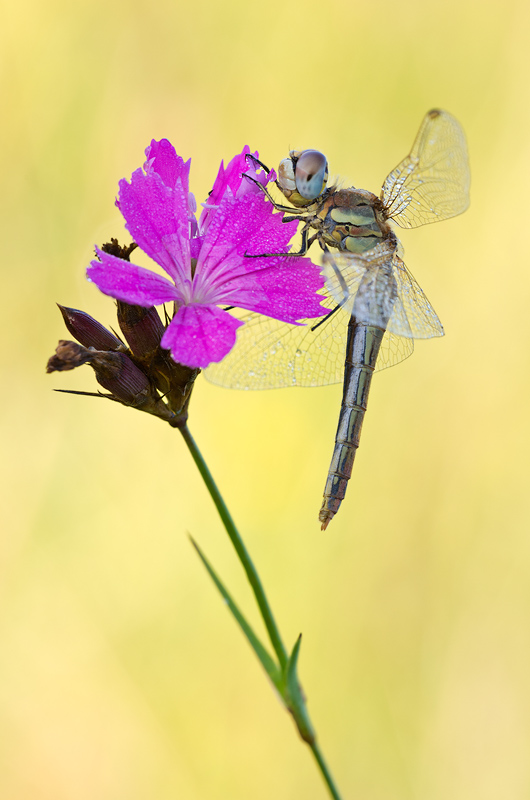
[2, 0, 530, 797]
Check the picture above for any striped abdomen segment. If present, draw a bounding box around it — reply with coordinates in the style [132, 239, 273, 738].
[319, 321, 385, 530]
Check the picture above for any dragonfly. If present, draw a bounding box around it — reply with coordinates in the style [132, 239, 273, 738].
[206, 109, 470, 529]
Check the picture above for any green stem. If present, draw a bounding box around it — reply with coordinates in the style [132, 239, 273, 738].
[179, 424, 288, 669]
[179, 423, 343, 800]
[310, 742, 342, 800]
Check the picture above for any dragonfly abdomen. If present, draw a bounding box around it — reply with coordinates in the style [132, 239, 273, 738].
[319, 323, 385, 530]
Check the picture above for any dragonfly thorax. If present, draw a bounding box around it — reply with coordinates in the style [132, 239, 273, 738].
[278, 149, 329, 207]
[317, 188, 388, 254]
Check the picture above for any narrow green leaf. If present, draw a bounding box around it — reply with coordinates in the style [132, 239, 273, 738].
[285, 634, 302, 694]
[190, 536, 282, 688]
[284, 635, 315, 744]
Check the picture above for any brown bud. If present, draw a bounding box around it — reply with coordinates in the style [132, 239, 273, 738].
[57, 305, 123, 351]
[117, 302, 165, 358]
[47, 341, 178, 423]
[88, 350, 151, 405]
[90, 350, 177, 421]
[46, 340, 94, 372]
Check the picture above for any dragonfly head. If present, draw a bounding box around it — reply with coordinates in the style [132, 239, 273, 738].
[278, 149, 328, 207]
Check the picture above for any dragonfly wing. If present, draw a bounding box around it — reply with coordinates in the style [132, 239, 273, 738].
[381, 109, 470, 229]
[206, 241, 437, 389]
[387, 252, 444, 339]
[375, 331, 414, 372]
[204, 294, 350, 389]
[322, 244, 416, 371]
[322, 241, 398, 328]
[321, 249, 364, 312]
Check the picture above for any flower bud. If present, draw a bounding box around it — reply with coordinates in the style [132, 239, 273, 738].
[46, 340, 93, 372]
[116, 302, 165, 358]
[46, 340, 178, 423]
[57, 305, 123, 351]
[90, 350, 177, 421]
[89, 350, 151, 405]
[115, 301, 199, 418]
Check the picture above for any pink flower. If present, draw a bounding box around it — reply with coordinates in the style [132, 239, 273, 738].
[87, 140, 326, 369]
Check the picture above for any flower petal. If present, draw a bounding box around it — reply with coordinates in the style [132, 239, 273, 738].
[88, 248, 182, 306]
[193, 192, 301, 298]
[118, 168, 191, 285]
[143, 139, 191, 194]
[161, 304, 243, 369]
[219, 260, 327, 322]
[199, 146, 275, 234]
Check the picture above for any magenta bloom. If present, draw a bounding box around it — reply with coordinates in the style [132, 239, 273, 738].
[87, 140, 326, 369]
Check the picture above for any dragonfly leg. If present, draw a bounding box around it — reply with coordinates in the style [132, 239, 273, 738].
[244, 227, 317, 259]
[282, 214, 307, 224]
[323, 250, 349, 303]
[242, 173, 301, 214]
[244, 154, 289, 198]
[245, 152, 274, 175]
[310, 303, 341, 332]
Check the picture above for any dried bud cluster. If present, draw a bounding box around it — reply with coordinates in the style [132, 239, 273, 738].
[46, 240, 199, 427]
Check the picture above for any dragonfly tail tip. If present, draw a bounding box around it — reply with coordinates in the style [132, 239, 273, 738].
[319, 511, 333, 531]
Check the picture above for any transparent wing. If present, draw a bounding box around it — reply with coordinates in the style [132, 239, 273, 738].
[323, 240, 397, 328]
[376, 331, 414, 371]
[387, 253, 444, 339]
[324, 243, 417, 368]
[381, 108, 470, 228]
[327, 239, 416, 367]
[204, 294, 349, 389]
[206, 248, 414, 391]
[324, 245, 444, 340]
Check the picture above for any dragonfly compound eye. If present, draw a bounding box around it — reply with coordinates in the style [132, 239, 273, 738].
[295, 150, 328, 200]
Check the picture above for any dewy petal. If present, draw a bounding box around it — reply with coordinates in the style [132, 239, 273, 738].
[193, 191, 300, 298]
[208, 146, 253, 202]
[143, 139, 191, 194]
[199, 146, 274, 234]
[161, 304, 243, 369]
[218, 260, 327, 322]
[118, 168, 191, 285]
[88, 248, 182, 306]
